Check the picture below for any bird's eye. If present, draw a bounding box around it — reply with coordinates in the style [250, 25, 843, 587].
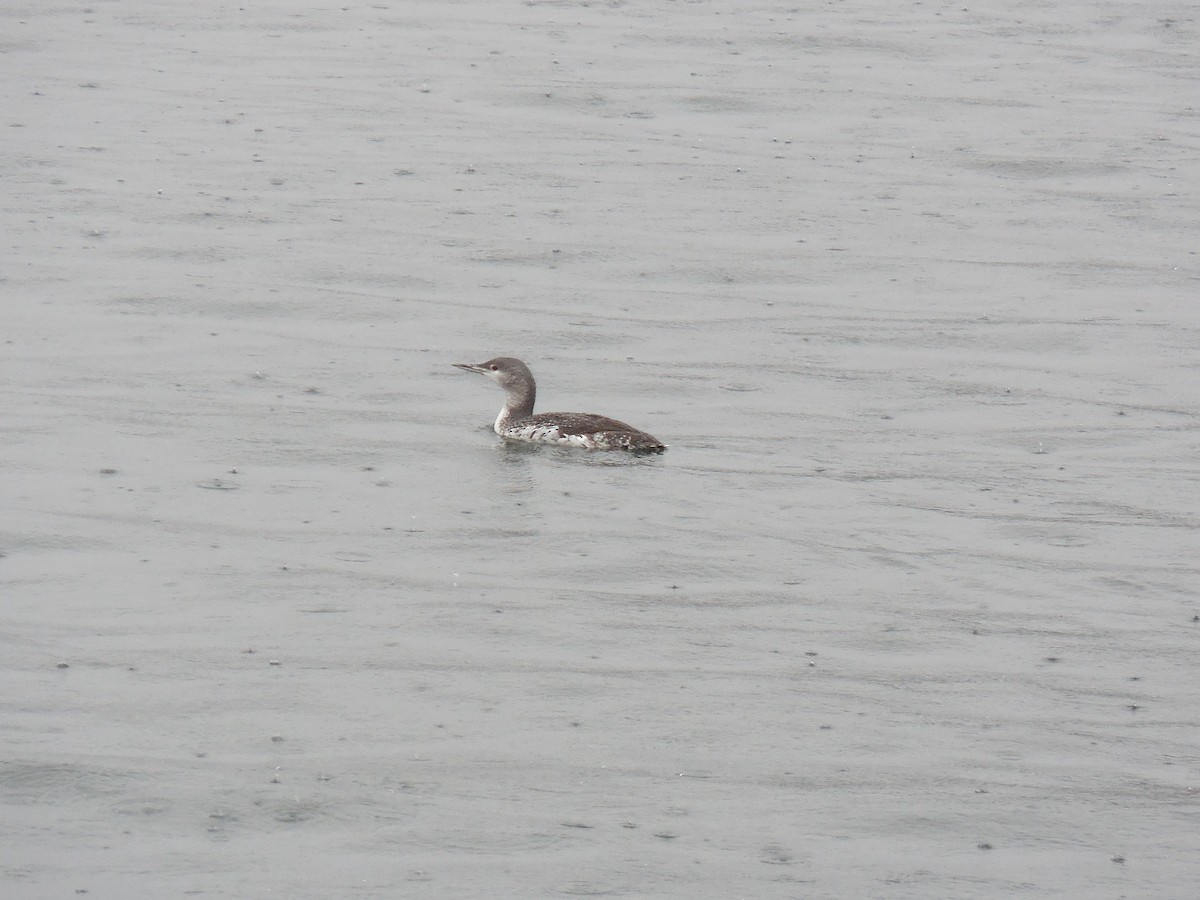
[490, 364, 498, 371]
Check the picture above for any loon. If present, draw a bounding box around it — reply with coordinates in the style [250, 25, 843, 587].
[453, 357, 666, 453]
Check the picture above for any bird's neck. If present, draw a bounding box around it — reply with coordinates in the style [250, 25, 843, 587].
[495, 383, 535, 431]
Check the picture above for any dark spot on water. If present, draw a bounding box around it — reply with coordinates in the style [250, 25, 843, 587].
[196, 478, 237, 491]
[761, 843, 794, 865]
[978, 842, 993, 850]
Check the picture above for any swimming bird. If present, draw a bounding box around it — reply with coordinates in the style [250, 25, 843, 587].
[453, 357, 666, 453]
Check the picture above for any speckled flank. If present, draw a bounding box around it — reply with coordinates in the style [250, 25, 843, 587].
[503, 423, 591, 446]
[500, 422, 663, 451]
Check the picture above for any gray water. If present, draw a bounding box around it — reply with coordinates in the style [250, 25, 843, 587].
[3, 1, 1198, 897]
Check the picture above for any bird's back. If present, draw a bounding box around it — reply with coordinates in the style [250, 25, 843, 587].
[501, 411, 666, 453]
